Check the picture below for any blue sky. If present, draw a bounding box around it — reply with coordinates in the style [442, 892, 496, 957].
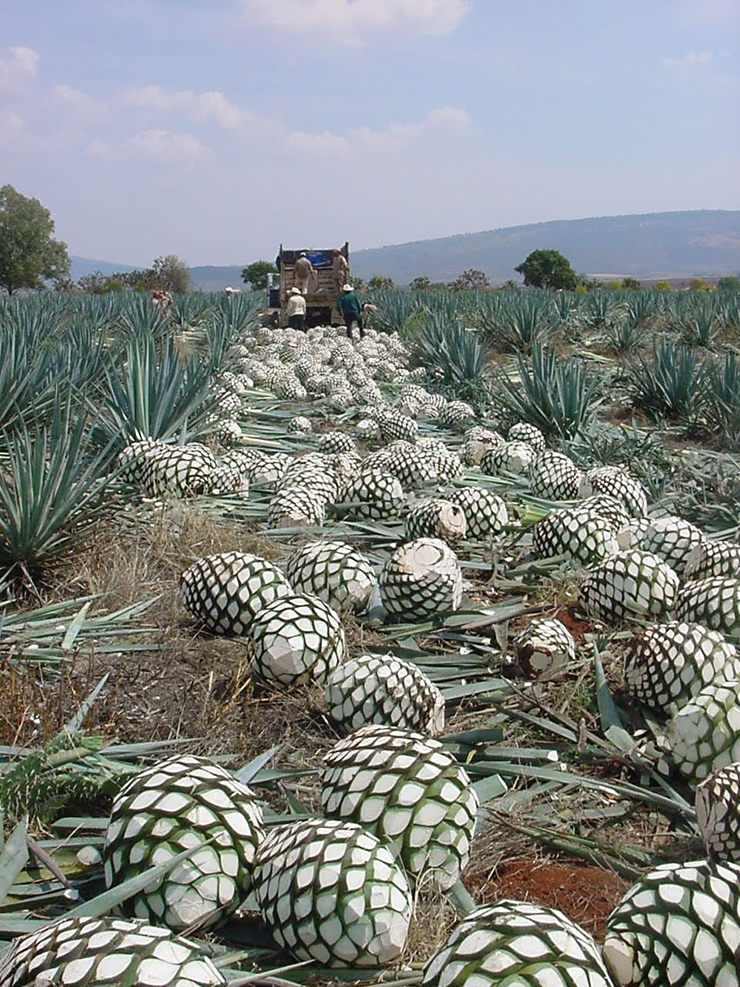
[1, 0, 738, 266]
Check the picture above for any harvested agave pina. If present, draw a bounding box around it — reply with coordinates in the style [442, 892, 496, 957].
[481, 439, 537, 476]
[666, 677, 740, 784]
[405, 498, 467, 544]
[249, 593, 345, 689]
[580, 550, 680, 624]
[320, 724, 479, 889]
[284, 540, 377, 613]
[251, 818, 411, 968]
[532, 507, 618, 566]
[0, 916, 226, 987]
[529, 451, 583, 500]
[422, 901, 614, 987]
[618, 514, 705, 573]
[624, 621, 740, 713]
[579, 466, 648, 517]
[696, 762, 740, 862]
[685, 540, 740, 581]
[380, 537, 463, 620]
[179, 552, 292, 635]
[676, 577, 740, 642]
[325, 652, 445, 735]
[603, 859, 740, 986]
[447, 487, 509, 540]
[103, 755, 264, 931]
[513, 618, 577, 680]
[508, 421, 546, 452]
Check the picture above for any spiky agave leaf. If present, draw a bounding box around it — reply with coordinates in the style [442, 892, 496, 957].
[0, 397, 117, 572]
[492, 346, 602, 439]
[102, 334, 217, 442]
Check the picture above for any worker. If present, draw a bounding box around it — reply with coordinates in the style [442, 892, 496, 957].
[337, 284, 364, 339]
[332, 248, 349, 294]
[294, 251, 314, 295]
[286, 286, 307, 331]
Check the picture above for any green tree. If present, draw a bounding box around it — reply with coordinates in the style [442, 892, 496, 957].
[368, 274, 395, 290]
[242, 260, 277, 290]
[152, 255, 191, 292]
[351, 275, 366, 291]
[514, 249, 577, 290]
[622, 277, 642, 290]
[689, 277, 712, 293]
[450, 268, 490, 291]
[498, 279, 519, 291]
[410, 275, 431, 290]
[718, 276, 740, 293]
[0, 184, 70, 294]
[654, 280, 673, 292]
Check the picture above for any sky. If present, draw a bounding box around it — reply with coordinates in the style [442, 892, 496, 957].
[1, 0, 738, 267]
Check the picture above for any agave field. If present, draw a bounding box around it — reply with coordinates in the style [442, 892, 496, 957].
[1, 285, 740, 986]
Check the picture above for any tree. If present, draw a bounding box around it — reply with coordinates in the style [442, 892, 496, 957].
[622, 277, 642, 290]
[654, 280, 673, 292]
[242, 260, 277, 290]
[689, 277, 712, 293]
[514, 249, 577, 290]
[0, 184, 70, 294]
[718, 276, 740, 293]
[449, 268, 490, 291]
[368, 274, 395, 290]
[410, 275, 431, 291]
[351, 275, 366, 291]
[153, 255, 191, 293]
[498, 279, 519, 291]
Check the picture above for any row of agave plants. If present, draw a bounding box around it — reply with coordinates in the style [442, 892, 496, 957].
[0, 291, 264, 577]
[369, 285, 740, 350]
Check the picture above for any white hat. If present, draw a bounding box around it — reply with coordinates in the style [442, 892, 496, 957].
[300, 251, 307, 256]
[342, 284, 353, 292]
[289, 287, 301, 295]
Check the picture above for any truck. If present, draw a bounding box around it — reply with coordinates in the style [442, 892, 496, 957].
[267, 243, 350, 328]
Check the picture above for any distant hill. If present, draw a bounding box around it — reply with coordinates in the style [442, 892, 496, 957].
[350, 210, 740, 284]
[71, 211, 740, 290]
[189, 265, 244, 291]
[70, 256, 138, 280]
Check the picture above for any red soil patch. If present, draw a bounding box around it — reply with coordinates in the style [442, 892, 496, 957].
[554, 607, 592, 643]
[466, 856, 628, 941]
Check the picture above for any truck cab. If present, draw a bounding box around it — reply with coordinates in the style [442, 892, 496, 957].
[269, 243, 350, 328]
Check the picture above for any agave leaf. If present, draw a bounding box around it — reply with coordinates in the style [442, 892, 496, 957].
[0, 818, 29, 905]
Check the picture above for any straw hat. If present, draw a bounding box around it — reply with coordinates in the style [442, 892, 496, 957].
[289, 287, 301, 295]
[342, 284, 353, 292]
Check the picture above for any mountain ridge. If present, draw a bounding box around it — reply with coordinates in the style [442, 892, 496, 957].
[71, 209, 740, 289]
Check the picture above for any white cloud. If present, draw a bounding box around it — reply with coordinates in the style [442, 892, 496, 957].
[119, 81, 472, 158]
[52, 84, 106, 121]
[239, 0, 469, 43]
[0, 110, 26, 145]
[0, 46, 39, 91]
[662, 50, 714, 67]
[89, 129, 215, 167]
[123, 84, 251, 130]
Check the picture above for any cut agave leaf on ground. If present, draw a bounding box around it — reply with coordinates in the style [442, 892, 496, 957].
[0, 819, 29, 904]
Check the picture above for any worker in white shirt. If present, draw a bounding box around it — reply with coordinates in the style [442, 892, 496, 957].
[286, 287, 307, 331]
[293, 252, 314, 295]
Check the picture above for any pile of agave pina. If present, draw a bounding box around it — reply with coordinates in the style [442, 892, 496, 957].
[10, 321, 740, 985]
